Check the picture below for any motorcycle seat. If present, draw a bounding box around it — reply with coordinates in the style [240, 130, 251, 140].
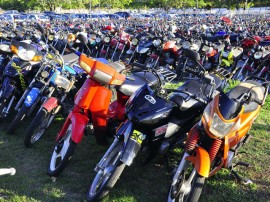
[227, 80, 265, 113]
[118, 71, 160, 96]
[62, 53, 79, 64]
[169, 80, 211, 110]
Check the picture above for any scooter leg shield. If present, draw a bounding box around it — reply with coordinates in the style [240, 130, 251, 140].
[186, 147, 211, 178]
[89, 86, 112, 145]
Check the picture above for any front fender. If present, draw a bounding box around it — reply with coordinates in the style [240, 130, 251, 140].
[70, 112, 89, 143]
[186, 147, 210, 177]
[221, 59, 230, 67]
[1, 78, 16, 99]
[24, 87, 40, 107]
[42, 97, 58, 112]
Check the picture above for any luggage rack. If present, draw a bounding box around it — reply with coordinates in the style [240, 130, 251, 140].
[156, 66, 177, 83]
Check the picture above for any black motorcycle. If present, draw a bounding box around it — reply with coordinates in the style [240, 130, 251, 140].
[86, 50, 223, 201]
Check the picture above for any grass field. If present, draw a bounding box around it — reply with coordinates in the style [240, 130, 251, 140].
[0, 96, 269, 202]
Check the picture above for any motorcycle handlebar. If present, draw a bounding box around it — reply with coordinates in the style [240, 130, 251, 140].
[49, 44, 59, 55]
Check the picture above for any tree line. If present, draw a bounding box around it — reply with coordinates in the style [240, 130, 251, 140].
[0, 0, 269, 12]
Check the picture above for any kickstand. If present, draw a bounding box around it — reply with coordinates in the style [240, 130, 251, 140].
[229, 162, 253, 185]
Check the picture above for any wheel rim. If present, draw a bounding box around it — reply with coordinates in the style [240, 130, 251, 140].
[89, 144, 123, 196]
[30, 113, 51, 144]
[49, 125, 72, 171]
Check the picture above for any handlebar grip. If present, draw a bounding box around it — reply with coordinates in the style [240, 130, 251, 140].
[254, 98, 263, 105]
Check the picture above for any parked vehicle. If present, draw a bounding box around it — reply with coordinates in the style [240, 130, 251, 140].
[167, 79, 269, 202]
[86, 51, 224, 201]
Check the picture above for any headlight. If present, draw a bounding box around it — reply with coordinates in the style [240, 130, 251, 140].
[17, 46, 35, 61]
[67, 33, 76, 42]
[209, 113, 235, 138]
[131, 38, 138, 46]
[96, 37, 101, 43]
[254, 51, 262, 59]
[104, 36, 110, 43]
[51, 74, 70, 90]
[153, 39, 161, 47]
[41, 70, 50, 78]
[190, 43, 199, 51]
[182, 41, 190, 49]
[48, 35, 54, 41]
[0, 44, 11, 52]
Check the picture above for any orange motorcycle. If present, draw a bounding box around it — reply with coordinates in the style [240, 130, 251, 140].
[168, 78, 269, 202]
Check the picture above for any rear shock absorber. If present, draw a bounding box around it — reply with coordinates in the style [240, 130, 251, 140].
[185, 128, 200, 153]
[209, 139, 222, 162]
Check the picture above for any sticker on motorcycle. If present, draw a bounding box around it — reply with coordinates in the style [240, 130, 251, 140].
[154, 124, 168, 137]
[144, 95, 156, 104]
[131, 130, 145, 145]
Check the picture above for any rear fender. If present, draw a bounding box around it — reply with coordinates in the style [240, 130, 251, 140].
[42, 97, 58, 112]
[221, 59, 230, 67]
[186, 147, 210, 177]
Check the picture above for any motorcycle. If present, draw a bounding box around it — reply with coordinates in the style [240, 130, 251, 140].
[0, 40, 43, 118]
[46, 44, 127, 177]
[167, 78, 269, 202]
[234, 45, 270, 81]
[86, 50, 224, 201]
[23, 48, 80, 147]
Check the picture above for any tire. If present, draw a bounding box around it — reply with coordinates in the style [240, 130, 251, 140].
[7, 104, 29, 134]
[112, 51, 121, 62]
[168, 169, 205, 202]
[0, 98, 7, 117]
[87, 141, 126, 201]
[122, 54, 132, 64]
[176, 58, 185, 80]
[24, 108, 54, 148]
[47, 124, 76, 177]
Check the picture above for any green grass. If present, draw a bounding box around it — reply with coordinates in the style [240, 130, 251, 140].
[0, 97, 269, 201]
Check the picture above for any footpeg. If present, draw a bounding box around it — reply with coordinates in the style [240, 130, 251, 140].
[235, 161, 249, 167]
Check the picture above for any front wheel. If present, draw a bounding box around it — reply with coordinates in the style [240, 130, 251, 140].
[24, 108, 54, 148]
[7, 104, 29, 134]
[168, 160, 205, 202]
[47, 124, 76, 177]
[87, 141, 126, 201]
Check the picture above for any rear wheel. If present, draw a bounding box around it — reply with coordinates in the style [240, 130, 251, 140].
[87, 141, 125, 201]
[24, 108, 54, 148]
[47, 124, 76, 177]
[7, 104, 29, 134]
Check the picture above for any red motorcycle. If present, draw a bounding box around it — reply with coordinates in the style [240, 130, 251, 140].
[111, 28, 130, 62]
[160, 39, 181, 69]
[47, 50, 127, 177]
[47, 46, 165, 177]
